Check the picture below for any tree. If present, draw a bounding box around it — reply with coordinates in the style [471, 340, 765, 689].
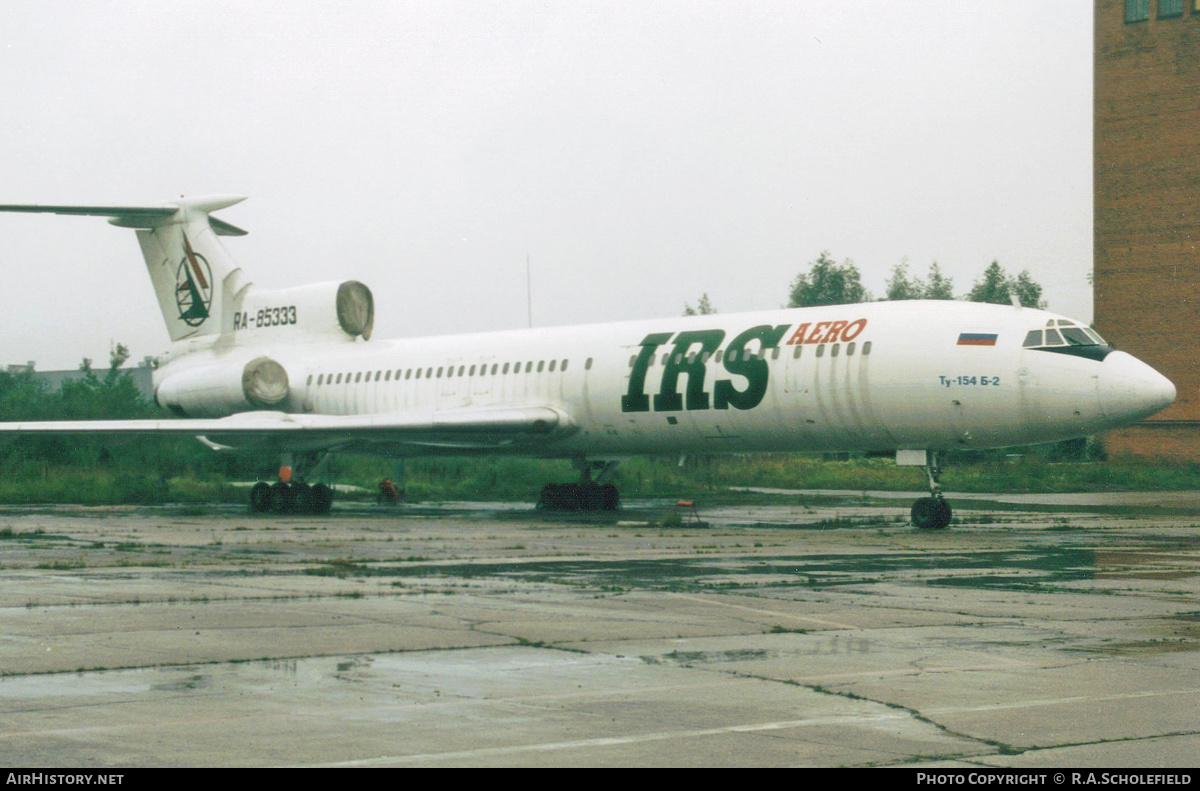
[1011, 270, 1045, 309]
[924, 262, 955, 299]
[966, 260, 1045, 308]
[787, 251, 870, 307]
[683, 293, 718, 316]
[884, 260, 924, 301]
[883, 260, 955, 301]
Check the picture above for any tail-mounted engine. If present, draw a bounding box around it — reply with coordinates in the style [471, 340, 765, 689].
[156, 356, 291, 418]
[231, 280, 373, 340]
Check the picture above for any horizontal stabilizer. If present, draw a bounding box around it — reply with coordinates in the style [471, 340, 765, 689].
[0, 196, 248, 235]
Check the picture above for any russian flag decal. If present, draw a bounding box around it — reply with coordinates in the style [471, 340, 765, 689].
[957, 332, 998, 346]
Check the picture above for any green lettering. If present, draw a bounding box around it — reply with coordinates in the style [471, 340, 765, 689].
[653, 329, 725, 412]
[620, 332, 673, 413]
[713, 324, 789, 410]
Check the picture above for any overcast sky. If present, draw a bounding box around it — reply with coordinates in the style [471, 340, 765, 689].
[0, 1, 1093, 370]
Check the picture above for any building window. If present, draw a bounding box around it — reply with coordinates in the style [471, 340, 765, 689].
[1126, 0, 1150, 21]
[1159, 0, 1183, 16]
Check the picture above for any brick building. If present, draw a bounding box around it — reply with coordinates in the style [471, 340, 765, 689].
[1095, 0, 1200, 458]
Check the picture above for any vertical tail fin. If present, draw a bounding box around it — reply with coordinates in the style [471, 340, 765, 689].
[132, 196, 250, 341]
[0, 195, 250, 342]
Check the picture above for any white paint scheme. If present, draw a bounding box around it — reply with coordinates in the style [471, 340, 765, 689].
[0, 197, 1176, 467]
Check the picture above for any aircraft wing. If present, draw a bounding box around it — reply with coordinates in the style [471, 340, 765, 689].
[0, 406, 571, 455]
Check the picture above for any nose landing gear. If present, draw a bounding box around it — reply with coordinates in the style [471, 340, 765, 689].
[909, 450, 952, 530]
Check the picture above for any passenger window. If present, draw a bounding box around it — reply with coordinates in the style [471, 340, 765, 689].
[771, 348, 780, 360]
[336, 374, 343, 384]
[405, 369, 412, 379]
[415, 369, 422, 379]
[816, 344, 825, 358]
[447, 367, 454, 378]
[1023, 330, 1043, 348]
[831, 343, 839, 358]
[537, 361, 545, 373]
[585, 358, 593, 370]
[317, 374, 324, 385]
[847, 342, 855, 356]
[525, 362, 533, 373]
[661, 353, 669, 365]
[549, 360, 557, 372]
[426, 367, 433, 378]
[458, 365, 465, 376]
[793, 346, 802, 359]
[715, 350, 724, 362]
[307, 375, 313, 385]
[862, 341, 872, 355]
[629, 355, 636, 368]
[562, 359, 569, 371]
[727, 350, 739, 362]
[503, 363, 510, 374]
[355, 372, 362, 383]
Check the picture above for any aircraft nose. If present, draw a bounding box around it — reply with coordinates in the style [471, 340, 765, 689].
[1097, 351, 1176, 425]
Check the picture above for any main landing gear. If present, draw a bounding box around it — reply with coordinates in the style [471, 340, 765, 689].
[910, 450, 952, 530]
[249, 452, 334, 515]
[537, 460, 621, 512]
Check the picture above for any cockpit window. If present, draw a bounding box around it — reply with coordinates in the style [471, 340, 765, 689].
[1023, 321, 1112, 360]
[1061, 327, 1095, 346]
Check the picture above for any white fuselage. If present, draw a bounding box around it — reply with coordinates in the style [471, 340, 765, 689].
[151, 299, 1175, 459]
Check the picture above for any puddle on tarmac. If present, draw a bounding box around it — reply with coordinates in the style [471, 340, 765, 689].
[302, 546, 1118, 594]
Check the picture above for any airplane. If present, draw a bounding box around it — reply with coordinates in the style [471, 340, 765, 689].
[0, 195, 1177, 528]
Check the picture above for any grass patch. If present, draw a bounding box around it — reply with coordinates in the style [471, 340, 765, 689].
[4, 451, 1200, 506]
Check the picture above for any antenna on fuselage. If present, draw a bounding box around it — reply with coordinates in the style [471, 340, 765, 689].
[1009, 291, 1022, 309]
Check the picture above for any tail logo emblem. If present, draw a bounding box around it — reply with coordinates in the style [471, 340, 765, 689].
[175, 233, 213, 326]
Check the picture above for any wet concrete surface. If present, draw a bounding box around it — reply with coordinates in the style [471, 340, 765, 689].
[0, 494, 1197, 767]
